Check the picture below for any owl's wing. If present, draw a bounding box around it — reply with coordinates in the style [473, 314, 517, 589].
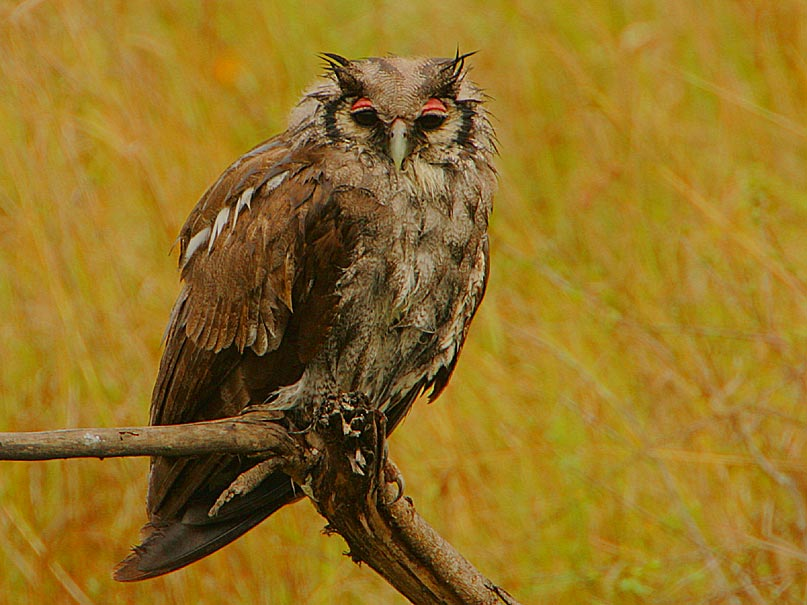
[114, 138, 354, 581]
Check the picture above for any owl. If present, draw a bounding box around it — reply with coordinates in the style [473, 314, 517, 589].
[114, 53, 497, 581]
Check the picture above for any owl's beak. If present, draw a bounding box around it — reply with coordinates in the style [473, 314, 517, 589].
[388, 118, 411, 171]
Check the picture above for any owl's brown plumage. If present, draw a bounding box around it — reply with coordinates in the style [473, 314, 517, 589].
[114, 53, 496, 581]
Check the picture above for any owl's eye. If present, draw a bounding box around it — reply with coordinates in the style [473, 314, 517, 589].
[350, 97, 379, 127]
[416, 98, 448, 131]
[417, 113, 447, 131]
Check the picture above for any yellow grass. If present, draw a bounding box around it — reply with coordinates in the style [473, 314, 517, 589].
[2, 1, 807, 603]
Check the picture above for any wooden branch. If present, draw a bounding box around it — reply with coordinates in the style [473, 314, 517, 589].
[0, 398, 521, 605]
[0, 411, 294, 460]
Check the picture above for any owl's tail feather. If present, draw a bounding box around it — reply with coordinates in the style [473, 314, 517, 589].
[113, 475, 299, 582]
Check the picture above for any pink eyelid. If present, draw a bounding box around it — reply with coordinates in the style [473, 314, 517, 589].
[421, 98, 447, 114]
[350, 97, 374, 112]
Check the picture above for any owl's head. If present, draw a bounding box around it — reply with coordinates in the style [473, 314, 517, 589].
[290, 53, 494, 171]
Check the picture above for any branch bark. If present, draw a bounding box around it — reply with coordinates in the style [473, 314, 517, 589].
[0, 411, 295, 460]
[0, 398, 521, 605]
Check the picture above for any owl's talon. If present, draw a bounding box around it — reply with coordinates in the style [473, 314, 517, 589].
[383, 462, 406, 504]
[390, 474, 405, 504]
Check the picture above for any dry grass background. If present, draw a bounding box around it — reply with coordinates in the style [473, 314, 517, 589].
[1, 1, 807, 603]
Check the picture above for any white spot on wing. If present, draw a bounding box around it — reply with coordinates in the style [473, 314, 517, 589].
[184, 172, 288, 265]
[184, 226, 210, 264]
[264, 171, 287, 195]
[208, 206, 231, 252]
[232, 187, 255, 230]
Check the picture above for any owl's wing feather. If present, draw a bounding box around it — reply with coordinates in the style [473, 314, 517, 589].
[115, 138, 353, 581]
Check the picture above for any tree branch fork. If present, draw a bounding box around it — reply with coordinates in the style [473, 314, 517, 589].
[0, 394, 520, 605]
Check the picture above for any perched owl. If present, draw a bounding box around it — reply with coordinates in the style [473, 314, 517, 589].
[114, 53, 497, 581]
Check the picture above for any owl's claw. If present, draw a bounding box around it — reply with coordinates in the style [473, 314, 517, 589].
[383, 460, 406, 505]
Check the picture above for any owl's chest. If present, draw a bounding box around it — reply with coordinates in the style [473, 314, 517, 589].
[335, 178, 478, 333]
[309, 159, 489, 399]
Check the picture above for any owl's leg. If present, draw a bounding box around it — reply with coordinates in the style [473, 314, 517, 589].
[207, 457, 285, 518]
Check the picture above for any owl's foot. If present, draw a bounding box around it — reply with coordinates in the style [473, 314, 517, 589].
[208, 458, 285, 518]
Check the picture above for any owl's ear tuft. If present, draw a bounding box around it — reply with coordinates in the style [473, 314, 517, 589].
[436, 50, 476, 97]
[450, 49, 476, 78]
[321, 53, 350, 68]
[320, 53, 363, 96]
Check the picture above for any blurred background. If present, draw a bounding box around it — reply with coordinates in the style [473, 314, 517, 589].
[1, 1, 806, 603]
